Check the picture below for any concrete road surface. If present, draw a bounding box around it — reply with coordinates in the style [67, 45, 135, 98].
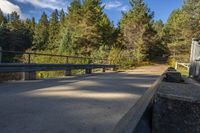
[0, 65, 167, 133]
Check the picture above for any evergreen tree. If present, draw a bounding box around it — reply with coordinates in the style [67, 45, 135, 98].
[60, 9, 65, 26]
[0, 9, 6, 25]
[33, 12, 49, 50]
[163, 0, 200, 62]
[148, 20, 169, 60]
[120, 0, 155, 62]
[24, 18, 32, 29]
[31, 17, 36, 31]
[164, 9, 191, 61]
[153, 20, 164, 37]
[48, 9, 59, 49]
[59, 0, 82, 53]
[182, 0, 200, 38]
[60, 0, 114, 56]
[7, 11, 22, 30]
[0, 24, 10, 50]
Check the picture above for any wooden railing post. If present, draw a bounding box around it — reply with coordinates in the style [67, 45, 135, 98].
[102, 67, 106, 72]
[85, 68, 92, 74]
[112, 66, 117, 71]
[28, 53, 31, 64]
[64, 69, 72, 76]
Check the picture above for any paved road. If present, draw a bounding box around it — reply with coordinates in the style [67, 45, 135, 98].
[0, 65, 167, 133]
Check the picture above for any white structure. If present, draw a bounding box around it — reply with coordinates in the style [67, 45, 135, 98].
[189, 38, 200, 79]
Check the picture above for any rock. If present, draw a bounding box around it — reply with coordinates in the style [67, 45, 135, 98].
[164, 71, 184, 83]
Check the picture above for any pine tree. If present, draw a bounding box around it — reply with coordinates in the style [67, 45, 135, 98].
[0, 9, 6, 25]
[153, 20, 164, 37]
[164, 9, 191, 61]
[182, 0, 200, 38]
[0, 24, 10, 50]
[59, 0, 82, 53]
[60, 9, 65, 26]
[48, 9, 59, 49]
[33, 12, 49, 50]
[120, 0, 155, 62]
[7, 11, 22, 30]
[60, 0, 114, 56]
[31, 17, 36, 31]
[148, 20, 169, 60]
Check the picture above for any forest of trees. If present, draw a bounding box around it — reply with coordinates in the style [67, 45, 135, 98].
[0, 0, 199, 66]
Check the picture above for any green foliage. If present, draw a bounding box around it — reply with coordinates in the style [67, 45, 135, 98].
[0, 0, 199, 72]
[108, 48, 136, 67]
[0, 12, 32, 51]
[120, 0, 157, 62]
[0, 9, 6, 25]
[164, 9, 191, 61]
[148, 20, 169, 60]
[32, 12, 49, 50]
[59, 0, 114, 56]
[48, 10, 60, 49]
[167, 57, 176, 67]
[164, 0, 200, 62]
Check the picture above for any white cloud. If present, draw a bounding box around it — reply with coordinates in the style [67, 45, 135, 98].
[119, 5, 129, 12]
[0, 0, 22, 14]
[104, 0, 122, 9]
[0, 0, 24, 17]
[103, 0, 129, 12]
[16, 0, 68, 10]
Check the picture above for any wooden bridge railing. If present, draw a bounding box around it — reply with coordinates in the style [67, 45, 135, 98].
[0, 50, 117, 80]
[0, 49, 108, 64]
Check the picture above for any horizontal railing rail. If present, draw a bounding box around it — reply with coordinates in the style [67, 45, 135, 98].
[0, 63, 116, 73]
[0, 50, 108, 64]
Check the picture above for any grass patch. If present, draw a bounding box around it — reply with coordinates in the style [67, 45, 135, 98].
[176, 66, 189, 78]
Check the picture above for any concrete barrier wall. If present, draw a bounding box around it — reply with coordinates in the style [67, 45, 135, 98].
[113, 68, 200, 133]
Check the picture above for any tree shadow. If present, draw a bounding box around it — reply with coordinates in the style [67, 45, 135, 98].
[0, 72, 159, 133]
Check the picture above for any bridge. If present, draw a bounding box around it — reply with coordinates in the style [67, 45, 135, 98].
[0, 49, 200, 133]
[0, 64, 167, 133]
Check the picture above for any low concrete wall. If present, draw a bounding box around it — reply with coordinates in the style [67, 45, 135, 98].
[153, 79, 200, 133]
[113, 68, 200, 133]
[153, 96, 200, 133]
[0, 72, 23, 81]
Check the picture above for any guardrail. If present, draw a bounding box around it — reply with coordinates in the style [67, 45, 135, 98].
[0, 63, 116, 73]
[112, 68, 172, 133]
[0, 50, 116, 80]
[0, 63, 117, 80]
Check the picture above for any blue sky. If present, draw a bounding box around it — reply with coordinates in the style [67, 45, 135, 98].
[0, 0, 184, 25]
